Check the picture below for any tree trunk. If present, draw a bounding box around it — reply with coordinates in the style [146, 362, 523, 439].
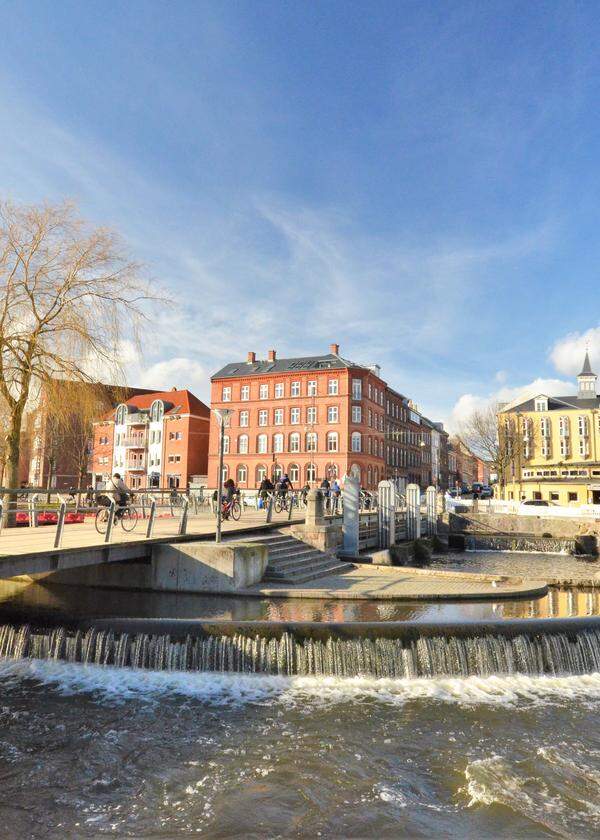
[2, 405, 24, 527]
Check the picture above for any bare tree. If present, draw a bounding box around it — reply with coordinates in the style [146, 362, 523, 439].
[458, 402, 521, 490]
[0, 199, 154, 522]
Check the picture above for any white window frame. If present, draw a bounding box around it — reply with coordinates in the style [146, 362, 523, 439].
[237, 464, 247, 484]
[274, 383, 284, 399]
[289, 432, 301, 453]
[307, 380, 317, 396]
[238, 434, 248, 454]
[307, 406, 317, 424]
[259, 384, 269, 400]
[273, 433, 284, 454]
[291, 381, 301, 397]
[327, 406, 339, 423]
[239, 410, 249, 427]
[326, 431, 338, 452]
[352, 405, 362, 423]
[306, 432, 318, 452]
[328, 379, 339, 395]
[258, 410, 268, 427]
[257, 434, 268, 454]
[290, 407, 300, 425]
[222, 386, 231, 402]
[351, 432, 361, 453]
[274, 408, 284, 425]
[241, 385, 250, 401]
[352, 379, 362, 400]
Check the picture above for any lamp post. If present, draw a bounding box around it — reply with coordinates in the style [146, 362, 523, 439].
[214, 408, 232, 543]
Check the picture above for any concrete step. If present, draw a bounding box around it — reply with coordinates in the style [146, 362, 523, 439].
[267, 553, 327, 571]
[267, 546, 322, 563]
[266, 561, 354, 584]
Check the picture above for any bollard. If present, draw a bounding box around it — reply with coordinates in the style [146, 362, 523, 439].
[266, 493, 274, 523]
[146, 500, 157, 538]
[29, 494, 38, 528]
[287, 492, 295, 520]
[54, 502, 67, 548]
[377, 480, 396, 549]
[425, 486, 437, 536]
[178, 497, 189, 535]
[104, 501, 116, 543]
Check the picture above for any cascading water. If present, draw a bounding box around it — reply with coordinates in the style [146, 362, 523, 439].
[2, 623, 600, 678]
[464, 534, 577, 554]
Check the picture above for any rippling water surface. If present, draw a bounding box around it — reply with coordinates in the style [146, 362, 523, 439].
[1, 660, 600, 838]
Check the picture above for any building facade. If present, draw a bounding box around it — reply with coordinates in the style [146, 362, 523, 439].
[91, 388, 210, 490]
[208, 345, 444, 491]
[500, 352, 600, 505]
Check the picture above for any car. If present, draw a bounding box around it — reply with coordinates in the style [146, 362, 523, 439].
[480, 485, 493, 499]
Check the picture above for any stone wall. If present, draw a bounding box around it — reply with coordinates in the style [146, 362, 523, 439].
[445, 510, 600, 541]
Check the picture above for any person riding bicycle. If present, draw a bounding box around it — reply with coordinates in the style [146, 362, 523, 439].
[109, 473, 130, 519]
[300, 483, 310, 505]
[278, 474, 293, 499]
[221, 478, 237, 520]
[259, 476, 274, 508]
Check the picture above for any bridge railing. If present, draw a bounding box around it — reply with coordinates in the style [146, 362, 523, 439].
[0, 485, 307, 553]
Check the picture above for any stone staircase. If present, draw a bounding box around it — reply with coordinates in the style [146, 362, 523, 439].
[241, 530, 354, 584]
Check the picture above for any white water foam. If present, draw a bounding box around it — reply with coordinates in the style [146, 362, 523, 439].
[3, 657, 600, 708]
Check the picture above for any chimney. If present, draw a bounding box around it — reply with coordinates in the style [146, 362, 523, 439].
[330, 343, 340, 355]
[268, 349, 276, 362]
[247, 351, 256, 364]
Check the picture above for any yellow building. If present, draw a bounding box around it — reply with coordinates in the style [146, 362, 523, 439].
[500, 352, 600, 506]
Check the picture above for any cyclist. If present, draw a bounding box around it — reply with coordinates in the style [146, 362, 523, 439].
[109, 473, 130, 519]
[221, 478, 237, 520]
[278, 473, 293, 499]
[259, 475, 274, 508]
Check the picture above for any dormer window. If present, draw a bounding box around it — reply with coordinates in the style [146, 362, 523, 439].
[534, 397, 548, 412]
[115, 404, 127, 425]
[150, 400, 164, 422]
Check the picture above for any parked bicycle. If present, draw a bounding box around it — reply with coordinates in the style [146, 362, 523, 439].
[95, 502, 139, 534]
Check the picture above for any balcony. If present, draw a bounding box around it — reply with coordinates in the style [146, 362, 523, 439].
[126, 458, 146, 471]
[125, 413, 149, 425]
[123, 435, 147, 448]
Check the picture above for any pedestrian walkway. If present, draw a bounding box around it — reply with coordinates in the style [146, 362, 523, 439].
[243, 562, 548, 601]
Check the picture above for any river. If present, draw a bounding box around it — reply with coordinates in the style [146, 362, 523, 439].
[1, 552, 600, 837]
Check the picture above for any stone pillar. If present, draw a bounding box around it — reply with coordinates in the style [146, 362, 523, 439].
[406, 483, 421, 540]
[378, 480, 396, 548]
[426, 485, 437, 535]
[306, 489, 325, 527]
[341, 475, 359, 556]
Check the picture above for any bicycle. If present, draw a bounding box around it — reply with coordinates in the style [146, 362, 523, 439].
[274, 492, 292, 514]
[95, 503, 139, 534]
[216, 497, 241, 521]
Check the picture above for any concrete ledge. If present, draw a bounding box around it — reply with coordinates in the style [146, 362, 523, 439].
[151, 541, 268, 593]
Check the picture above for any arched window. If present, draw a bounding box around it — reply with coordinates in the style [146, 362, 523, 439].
[325, 462, 338, 479]
[238, 434, 248, 454]
[273, 433, 284, 453]
[256, 464, 267, 484]
[223, 435, 230, 454]
[237, 464, 247, 484]
[374, 466, 379, 485]
[351, 432, 361, 453]
[257, 434, 268, 454]
[289, 432, 301, 453]
[272, 464, 283, 481]
[306, 463, 317, 482]
[326, 431, 338, 452]
[306, 432, 318, 452]
[150, 400, 164, 422]
[288, 463, 300, 483]
[221, 465, 229, 483]
[350, 463, 361, 481]
[367, 466, 372, 486]
[115, 404, 127, 425]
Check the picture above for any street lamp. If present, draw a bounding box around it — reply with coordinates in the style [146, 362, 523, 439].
[214, 408, 233, 543]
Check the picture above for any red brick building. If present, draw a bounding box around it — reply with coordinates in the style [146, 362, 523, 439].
[91, 388, 210, 490]
[208, 345, 389, 490]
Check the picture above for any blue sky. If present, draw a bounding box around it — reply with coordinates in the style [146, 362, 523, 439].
[2, 0, 600, 427]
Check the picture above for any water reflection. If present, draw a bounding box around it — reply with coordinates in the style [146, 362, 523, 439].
[0, 577, 599, 625]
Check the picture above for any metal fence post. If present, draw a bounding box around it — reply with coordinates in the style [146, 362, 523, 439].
[178, 497, 189, 535]
[146, 500, 157, 538]
[28, 494, 38, 528]
[266, 493, 274, 523]
[104, 501, 116, 544]
[54, 502, 67, 548]
[287, 492, 295, 521]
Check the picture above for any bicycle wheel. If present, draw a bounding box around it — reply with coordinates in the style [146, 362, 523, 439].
[230, 500, 241, 521]
[95, 507, 109, 534]
[274, 497, 283, 514]
[121, 506, 139, 532]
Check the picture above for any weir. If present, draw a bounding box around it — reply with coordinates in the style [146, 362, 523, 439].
[4, 617, 600, 678]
